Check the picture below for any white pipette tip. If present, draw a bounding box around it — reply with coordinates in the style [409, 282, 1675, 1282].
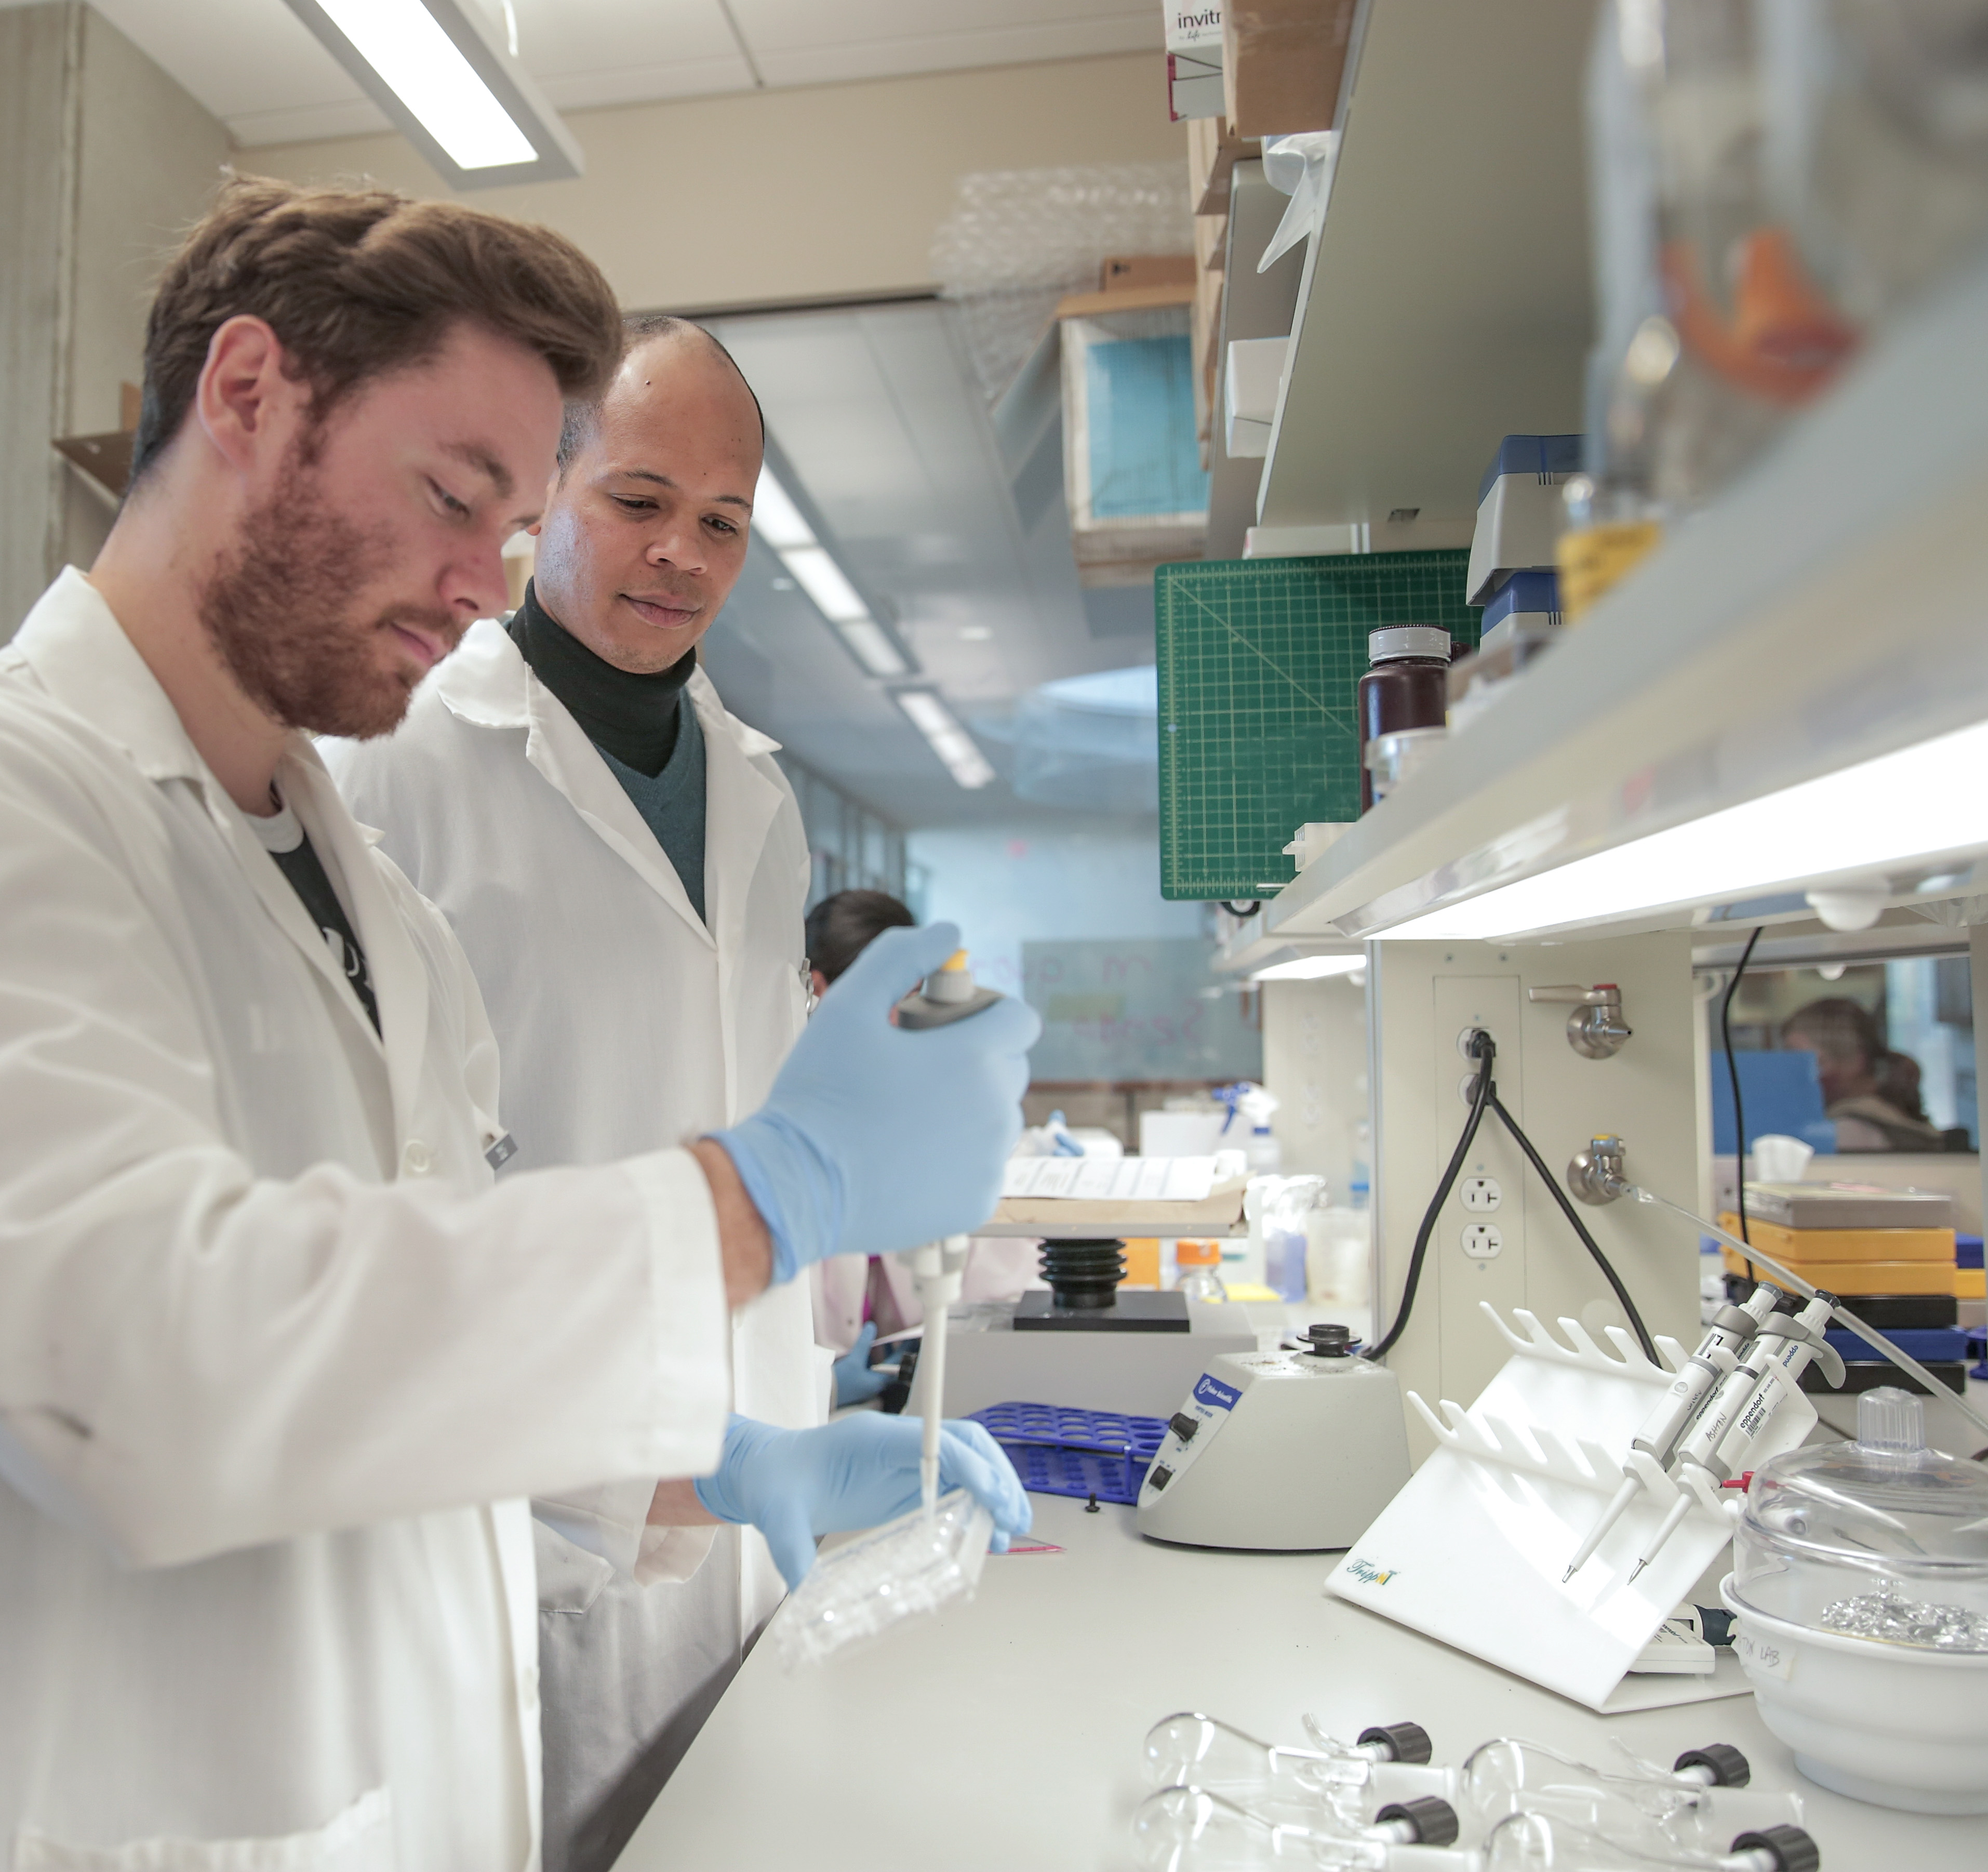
[1563, 1475, 1641, 1584]
[1629, 1492, 1694, 1584]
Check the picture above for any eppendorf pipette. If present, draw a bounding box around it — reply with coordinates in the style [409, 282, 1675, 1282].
[908, 1234, 969, 1515]
[1626, 1292, 1842, 1583]
[893, 948, 1003, 1515]
[1632, 1185, 1988, 1445]
[1564, 1284, 1783, 1580]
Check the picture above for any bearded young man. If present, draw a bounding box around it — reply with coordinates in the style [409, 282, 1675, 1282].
[0, 177, 1032, 1865]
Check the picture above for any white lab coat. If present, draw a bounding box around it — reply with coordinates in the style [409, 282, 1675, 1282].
[0, 571, 736, 1868]
[325, 618, 826, 1869]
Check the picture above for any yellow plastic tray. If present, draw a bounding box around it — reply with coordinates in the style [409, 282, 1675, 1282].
[1719, 1245, 1959, 1295]
[1715, 1214, 1955, 1264]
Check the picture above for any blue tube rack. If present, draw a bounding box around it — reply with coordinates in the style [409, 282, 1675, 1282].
[968, 1402, 1167, 1505]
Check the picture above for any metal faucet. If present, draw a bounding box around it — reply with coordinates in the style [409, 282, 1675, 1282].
[1528, 983, 1633, 1059]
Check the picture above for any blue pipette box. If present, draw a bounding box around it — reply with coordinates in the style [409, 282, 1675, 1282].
[969, 1402, 1167, 1505]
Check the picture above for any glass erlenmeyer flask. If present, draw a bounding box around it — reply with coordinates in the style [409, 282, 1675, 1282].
[1132, 1786, 1463, 1872]
[1460, 1737, 1769, 1855]
[1144, 1715, 1437, 1827]
[1483, 1809, 1819, 1872]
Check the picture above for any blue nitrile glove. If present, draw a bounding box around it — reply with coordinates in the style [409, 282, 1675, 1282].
[711, 922, 1040, 1282]
[693, 1412, 1032, 1588]
[832, 1321, 892, 1408]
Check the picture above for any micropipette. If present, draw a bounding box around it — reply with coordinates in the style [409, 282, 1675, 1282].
[908, 1234, 969, 1514]
[1564, 1284, 1782, 1581]
[1626, 1292, 1841, 1583]
[892, 948, 1004, 1515]
[1633, 1184, 1988, 1444]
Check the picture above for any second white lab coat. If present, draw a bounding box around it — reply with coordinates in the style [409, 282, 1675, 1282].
[0, 572, 736, 1867]
[326, 618, 825, 1868]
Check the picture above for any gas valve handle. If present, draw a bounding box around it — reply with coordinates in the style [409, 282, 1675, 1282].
[1528, 983, 1622, 1006]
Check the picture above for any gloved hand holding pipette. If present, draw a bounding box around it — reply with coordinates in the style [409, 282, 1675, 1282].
[711, 922, 1041, 1283]
[693, 1412, 1031, 1588]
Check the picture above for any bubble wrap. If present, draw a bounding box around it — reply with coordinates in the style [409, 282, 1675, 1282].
[931, 162, 1192, 403]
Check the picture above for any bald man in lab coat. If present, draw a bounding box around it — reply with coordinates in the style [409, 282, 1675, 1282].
[328, 318, 822, 1870]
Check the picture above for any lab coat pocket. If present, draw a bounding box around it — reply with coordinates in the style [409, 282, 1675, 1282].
[14, 1785, 395, 1870]
[533, 1515, 617, 1615]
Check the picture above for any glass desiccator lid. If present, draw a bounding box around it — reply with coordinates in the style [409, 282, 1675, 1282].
[1729, 1387, 1988, 1652]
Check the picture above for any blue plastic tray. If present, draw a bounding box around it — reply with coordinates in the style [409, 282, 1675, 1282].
[968, 1403, 1168, 1505]
[1825, 1327, 1971, 1364]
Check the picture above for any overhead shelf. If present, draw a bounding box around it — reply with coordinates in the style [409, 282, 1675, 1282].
[1265, 250, 1988, 943]
[1255, 0, 1595, 535]
[1204, 161, 1307, 559]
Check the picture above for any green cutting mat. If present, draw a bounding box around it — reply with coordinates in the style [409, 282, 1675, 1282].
[1156, 551, 1479, 901]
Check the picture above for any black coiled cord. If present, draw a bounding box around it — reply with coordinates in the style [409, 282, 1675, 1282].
[1372, 1030, 1660, 1364]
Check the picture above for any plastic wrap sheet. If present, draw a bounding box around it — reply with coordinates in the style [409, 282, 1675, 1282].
[931, 162, 1192, 403]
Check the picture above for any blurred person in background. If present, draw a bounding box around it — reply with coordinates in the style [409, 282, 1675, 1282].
[808, 889, 1040, 1399]
[1781, 996, 1959, 1151]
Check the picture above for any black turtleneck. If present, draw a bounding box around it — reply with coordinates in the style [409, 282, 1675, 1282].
[506, 580, 696, 778]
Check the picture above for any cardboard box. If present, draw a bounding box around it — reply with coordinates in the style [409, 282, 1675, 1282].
[1223, 0, 1359, 137]
[1189, 113, 1259, 215]
[1099, 254, 1196, 293]
[1166, 3, 1226, 121]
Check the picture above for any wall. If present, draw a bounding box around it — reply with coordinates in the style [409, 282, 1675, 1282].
[0, 3, 232, 634]
[0, 4, 80, 635]
[1261, 974, 1370, 1197]
[907, 821, 1205, 1002]
[246, 53, 1183, 313]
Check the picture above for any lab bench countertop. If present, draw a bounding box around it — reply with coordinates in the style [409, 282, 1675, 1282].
[612, 1493, 1981, 1870]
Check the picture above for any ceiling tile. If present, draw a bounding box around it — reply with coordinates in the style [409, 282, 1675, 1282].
[727, 0, 1156, 54]
[736, 6, 1160, 89]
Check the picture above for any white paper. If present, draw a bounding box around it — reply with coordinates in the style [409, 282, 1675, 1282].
[1160, 1157, 1218, 1201]
[997, 1155, 1221, 1203]
[1071, 1158, 1123, 1200]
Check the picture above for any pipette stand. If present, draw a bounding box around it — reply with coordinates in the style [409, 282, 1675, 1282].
[1326, 1303, 1817, 1712]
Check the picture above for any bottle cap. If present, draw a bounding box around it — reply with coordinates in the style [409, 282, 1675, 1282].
[1368, 626, 1452, 664]
[1175, 1239, 1222, 1266]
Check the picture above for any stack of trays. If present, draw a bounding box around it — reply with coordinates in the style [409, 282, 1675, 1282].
[968, 1402, 1166, 1505]
[1719, 1182, 1966, 1395]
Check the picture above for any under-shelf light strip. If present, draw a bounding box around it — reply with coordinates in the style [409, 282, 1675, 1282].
[1379, 714, 1988, 941]
[895, 691, 996, 791]
[309, 0, 537, 168]
[1248, 954, 1367, 983]
[752, 469, 909, 678]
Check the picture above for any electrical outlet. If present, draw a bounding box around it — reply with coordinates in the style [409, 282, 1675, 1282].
[1461, 1223, 1504, 1260]
[1456, 1025, 1493, 1059]
[1460, 1176, 1502, 1212]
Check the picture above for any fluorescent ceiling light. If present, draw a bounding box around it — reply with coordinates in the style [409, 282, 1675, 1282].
[1249, 954, 1367, 983]
[780, 546, 869, 623]
[1379, 714, 1988, 942]
[749, 469, 816, 552]
[835, 618, 912, 680]
[752, 466, 914, 679]
[283, 0, 582, 188]
[897, 691, 996, 791]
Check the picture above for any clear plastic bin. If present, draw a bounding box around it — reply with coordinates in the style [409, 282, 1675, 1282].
[773, 1489, 994, 1670]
